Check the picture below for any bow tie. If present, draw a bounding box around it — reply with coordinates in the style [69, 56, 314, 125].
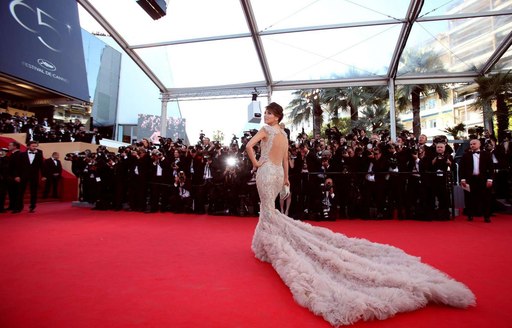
[472, 151, 480, 154]
[28, 151, 36, 154]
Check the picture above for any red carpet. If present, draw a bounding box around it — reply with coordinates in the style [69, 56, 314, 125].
[0, 203, 511, 328]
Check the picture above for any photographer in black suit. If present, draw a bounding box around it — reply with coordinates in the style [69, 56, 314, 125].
[147, 149, 172, 213]
[459, 138, 494, 222]
[429, 142, 453, 220]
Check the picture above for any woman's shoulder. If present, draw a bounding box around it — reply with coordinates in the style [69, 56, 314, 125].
[261, 125, 273, 133]
[261, 125, 284, 135]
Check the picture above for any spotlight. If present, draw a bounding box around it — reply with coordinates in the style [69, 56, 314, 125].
[136, 0, 167, 20]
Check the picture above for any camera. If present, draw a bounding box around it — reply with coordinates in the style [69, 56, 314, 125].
[388, 156, 398, 169]
[321, 181, 333, 192]
[64, 152, 87, 161]
[178, 171, 186, 181]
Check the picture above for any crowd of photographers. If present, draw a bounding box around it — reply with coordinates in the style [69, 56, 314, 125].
[0, 114, 103, 144]
[66, 126, 512, 221]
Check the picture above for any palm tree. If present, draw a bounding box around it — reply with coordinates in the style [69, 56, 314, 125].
[396, 49, 449, 138]
[288, 85, 388, 136]
[473, 70, 512, 142]
[442, 123, 466, 140]
[287, 89, 326, 136]
[323, 85, 388, 128]
[355, 104, 403, 134]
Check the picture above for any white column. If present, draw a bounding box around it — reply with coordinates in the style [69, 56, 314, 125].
[160, 96, 168, 138]
[388, 78, 397, 141]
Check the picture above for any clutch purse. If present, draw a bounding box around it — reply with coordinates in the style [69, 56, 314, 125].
[280, 185, 290, 200]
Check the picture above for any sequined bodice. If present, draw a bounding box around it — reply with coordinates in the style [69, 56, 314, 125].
[256, 126, 287, 212]
[259, 125, 285, 164]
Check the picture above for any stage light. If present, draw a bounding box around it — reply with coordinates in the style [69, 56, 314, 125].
[136, 0, 167, 20]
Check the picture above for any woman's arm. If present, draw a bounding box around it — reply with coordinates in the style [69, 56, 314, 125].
[245, 127, 267, 168]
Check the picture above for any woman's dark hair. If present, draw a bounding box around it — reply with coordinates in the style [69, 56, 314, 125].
[266, 102, 284, 123]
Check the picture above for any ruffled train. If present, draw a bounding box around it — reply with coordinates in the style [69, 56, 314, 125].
[252, 208, 476, 326]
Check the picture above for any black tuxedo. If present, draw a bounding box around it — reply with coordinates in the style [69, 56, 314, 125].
[42, 157, 62, 198]
[459, 150, 493, 219]
[15, 149, 44, 211]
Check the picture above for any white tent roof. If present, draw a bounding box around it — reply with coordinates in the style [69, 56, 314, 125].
[78, 0, 512, 100]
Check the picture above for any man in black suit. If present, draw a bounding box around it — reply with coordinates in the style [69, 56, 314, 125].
[128, 148, 151, 212]
[147, 149, 172, 213]
[459, 138, 494, 223]
[42, 152, 62, 199]
[14, 141, 44, 213]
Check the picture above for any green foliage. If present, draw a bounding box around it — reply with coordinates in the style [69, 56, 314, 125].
[472, 70, 512, 142]
[321, 117, 352, 137]
[442, 123, 466, 139]
[395, 48, 448, 137]
[355, 104, 403, 134]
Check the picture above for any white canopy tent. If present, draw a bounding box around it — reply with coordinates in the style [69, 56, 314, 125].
[77, 0, 512, 138]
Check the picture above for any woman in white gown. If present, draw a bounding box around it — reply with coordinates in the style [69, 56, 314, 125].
[245, 102, 475, 326]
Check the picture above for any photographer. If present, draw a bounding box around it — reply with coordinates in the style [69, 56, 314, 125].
[384, 143, 408, 220]
[80, 151, 100, 204]
[92, 153, 118, 210]
[192, 155, 216, 214]
[320, 178, 338, 221]
[170, 171, 192, 213]
[405, 147, 428, 220]
[147, 149, 172, 213]
[223, 156, 241, 215]
[128, 147, 151, 212]
[170, 149, 185, 177]
[111, 147, 133, 211]
[428, 142, 453, 220]
[298, 143, 321, 219]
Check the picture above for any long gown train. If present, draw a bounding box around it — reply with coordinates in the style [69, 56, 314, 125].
[251, 127, 475, 326]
